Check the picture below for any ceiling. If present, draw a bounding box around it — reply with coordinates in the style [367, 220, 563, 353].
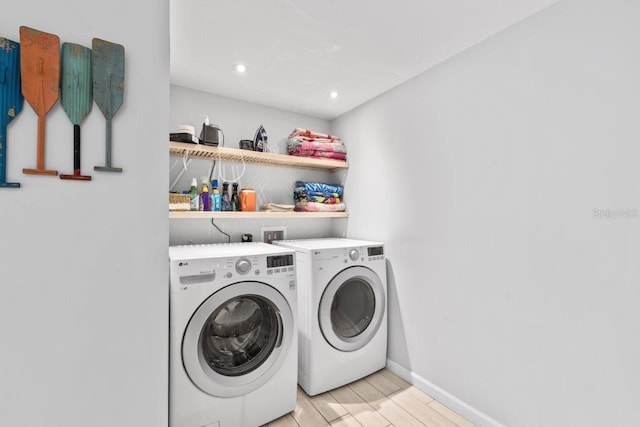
[170, 0, 558, 120]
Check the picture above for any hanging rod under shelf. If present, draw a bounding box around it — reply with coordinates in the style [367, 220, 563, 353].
[169, 211, 349, 219]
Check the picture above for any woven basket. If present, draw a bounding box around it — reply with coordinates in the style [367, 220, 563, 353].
[169, 193, 190, 211]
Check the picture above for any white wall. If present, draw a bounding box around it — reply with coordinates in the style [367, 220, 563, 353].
[170, 85, 345, 245]
[332, 0, 640, 425]
[0, 2, 169, 426]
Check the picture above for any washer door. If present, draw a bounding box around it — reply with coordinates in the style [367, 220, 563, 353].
[182, 281, 293, 397]
[319, 266, 385, 352]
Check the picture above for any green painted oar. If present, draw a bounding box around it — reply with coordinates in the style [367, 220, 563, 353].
[92, 38, 124, 173]
[0, 37, 23, 188]
[60, 43, 92, 181]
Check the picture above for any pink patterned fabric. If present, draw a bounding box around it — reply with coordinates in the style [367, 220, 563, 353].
[290, 128, 341, 142]
[294, 202, 347, 212]
[288, 128, 347, 161]
[289, 150, 347, 160]
[287, 140, 347, 153]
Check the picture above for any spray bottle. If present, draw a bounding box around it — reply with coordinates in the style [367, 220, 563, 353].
[211, 179, 222, 211]
[200, 178, 211, 211]
[231, 182, 240, 211]
[221, 182, 231, 211]
[189, 178, 200, 211]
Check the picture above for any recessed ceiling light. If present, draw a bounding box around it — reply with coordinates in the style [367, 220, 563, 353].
[235, 64, 246, 73]
[330, 91, 338, 99]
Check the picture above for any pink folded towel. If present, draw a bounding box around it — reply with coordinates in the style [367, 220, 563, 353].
[289, 150, 347, 160]
[287, 139, 347, 153]
[294, 202, 346, 212]
[291, 128, 341, 142]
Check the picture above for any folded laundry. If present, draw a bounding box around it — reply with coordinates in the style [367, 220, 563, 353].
[294, 194, 341, 204]
[261, 203, 295, 212]
[287, 128, 347, 161]
[295, 202, 347, 212]
[294, 190, 341, 200]
[289, 150, 347, 160]
[287, 139, 347, 153]
[293, 180, 345, 213]
[295, 181, 344, 198]
[290, 128, 341, 142]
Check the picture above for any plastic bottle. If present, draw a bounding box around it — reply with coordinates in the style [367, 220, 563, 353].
[231, 182, 240, 211]
[200, 179, 211, 211]
[211, 179, 222, 211]
[221, 182, 231, 211]
[189, 178, 199, 211]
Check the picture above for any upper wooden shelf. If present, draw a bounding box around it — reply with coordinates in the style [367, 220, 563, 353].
[169, 142, 349, 172]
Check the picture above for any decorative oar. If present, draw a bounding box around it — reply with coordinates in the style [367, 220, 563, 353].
[60, 43, 92, 181]
[0, 37, 23, 188]
[20, 26, 59, 176]
[92, 38, 124, 173]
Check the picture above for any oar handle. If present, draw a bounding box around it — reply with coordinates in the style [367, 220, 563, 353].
[73, 124, 81, 172]
[105, 117, 112, 168]
[0, 125, 7, 182]
[37, 114, 46, 170]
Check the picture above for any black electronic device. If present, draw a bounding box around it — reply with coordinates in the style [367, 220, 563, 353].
[199, 124, 222, 146]
[170, 132, 198, 144]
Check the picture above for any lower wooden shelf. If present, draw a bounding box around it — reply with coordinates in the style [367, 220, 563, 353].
[169, 211, 348, 219]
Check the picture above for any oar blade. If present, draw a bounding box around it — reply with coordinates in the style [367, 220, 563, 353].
[19, 26, 60, 116]
[92, 38, 124, 120]
[61, 43, 92, 126]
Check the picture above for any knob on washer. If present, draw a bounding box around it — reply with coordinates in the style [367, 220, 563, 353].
[349, 249, 359, 261]
[236, 258, 251, 274]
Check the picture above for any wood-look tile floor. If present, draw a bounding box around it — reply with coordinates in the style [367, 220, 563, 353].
[264, 368, 475, 427]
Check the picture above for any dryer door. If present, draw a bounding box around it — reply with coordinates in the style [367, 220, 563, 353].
[319, 266, 385, 352]
[182, 281, 294, 397]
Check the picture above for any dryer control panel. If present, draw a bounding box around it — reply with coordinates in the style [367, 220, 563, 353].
[367, 246, 384, 257]
[220, 254, 295, 279]
[266, 254, 295, 276]
[337, 245, 385, 264]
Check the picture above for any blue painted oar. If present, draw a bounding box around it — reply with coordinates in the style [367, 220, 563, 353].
[0, 37, 23, 188]
[92, 38, 124, 173]
[60, 43, 92, 181]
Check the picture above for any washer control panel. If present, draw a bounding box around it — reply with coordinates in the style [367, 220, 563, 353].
[174, 253, 295, 287]
[340, 245, 385, 263]
[266, 254, 295, 276]
[223, 254, 295, 279]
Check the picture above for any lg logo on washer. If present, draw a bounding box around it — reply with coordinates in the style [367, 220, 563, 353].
[178, 262, 189, 266]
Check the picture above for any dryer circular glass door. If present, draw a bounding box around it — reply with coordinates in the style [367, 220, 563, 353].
[182, 281, 294, 397]
[319, 266, 385, 352]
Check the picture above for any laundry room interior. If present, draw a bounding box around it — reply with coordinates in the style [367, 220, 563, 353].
[1, 1, 639, 427]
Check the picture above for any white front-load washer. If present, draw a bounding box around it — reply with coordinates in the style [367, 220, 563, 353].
[274, 238, 387, 396]
[169, 243, 297, 427]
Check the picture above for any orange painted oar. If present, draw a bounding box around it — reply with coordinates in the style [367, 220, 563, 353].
[20, 26, 60, 176]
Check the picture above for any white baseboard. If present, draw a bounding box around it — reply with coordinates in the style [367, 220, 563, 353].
[385, 359, 507, 427]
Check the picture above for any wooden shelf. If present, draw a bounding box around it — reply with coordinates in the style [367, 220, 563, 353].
[169, 211, 349, 219]
[169, 142, 349, 172]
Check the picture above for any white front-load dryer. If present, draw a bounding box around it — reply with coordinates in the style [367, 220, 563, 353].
[169, 243, 297, 427]
[274, 238, 387, 396]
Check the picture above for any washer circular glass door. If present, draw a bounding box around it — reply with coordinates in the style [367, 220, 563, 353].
[319, 266, 385, 352]
[182, 281, 293, 397]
